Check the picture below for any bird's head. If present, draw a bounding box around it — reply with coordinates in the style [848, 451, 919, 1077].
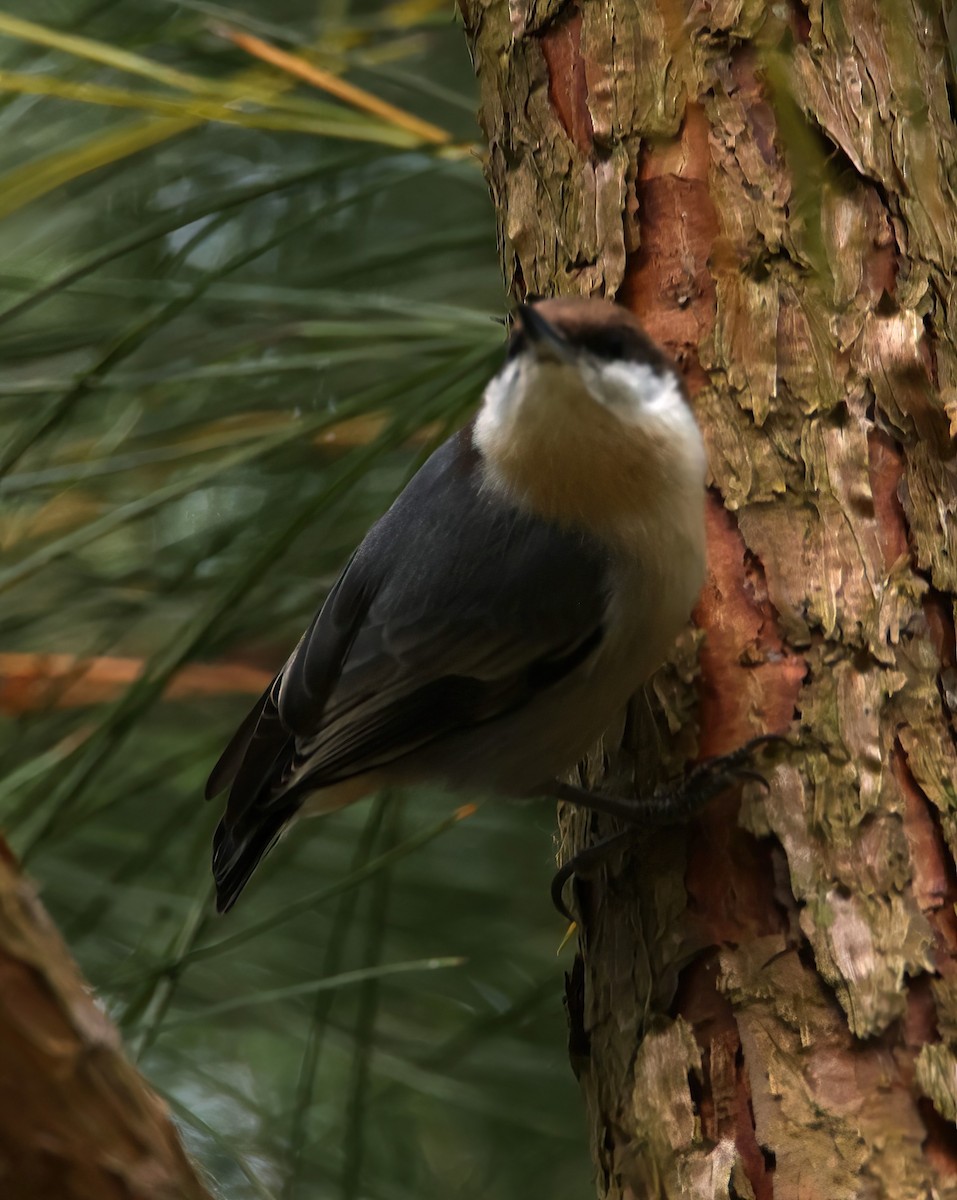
[473, 297, 705, 532]
[481, 296, 691, 435]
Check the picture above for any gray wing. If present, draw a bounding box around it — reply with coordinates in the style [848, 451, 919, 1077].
[209, 425, 610, 910]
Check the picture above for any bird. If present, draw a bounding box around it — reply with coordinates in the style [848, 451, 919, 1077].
[207, 296, 709, 913]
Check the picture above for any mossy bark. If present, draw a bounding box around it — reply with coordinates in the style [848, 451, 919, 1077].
[460, 2, 957, 1195]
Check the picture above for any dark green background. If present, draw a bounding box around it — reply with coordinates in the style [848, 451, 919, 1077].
[0, 2, 592, 1196]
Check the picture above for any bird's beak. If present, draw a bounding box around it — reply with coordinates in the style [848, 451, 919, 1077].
[517, 303, 575, 364]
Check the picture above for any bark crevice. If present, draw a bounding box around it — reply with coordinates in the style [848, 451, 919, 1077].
[460, 1, 957, 1195]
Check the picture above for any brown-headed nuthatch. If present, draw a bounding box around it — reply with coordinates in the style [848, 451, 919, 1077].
[207, 297, 709, 912]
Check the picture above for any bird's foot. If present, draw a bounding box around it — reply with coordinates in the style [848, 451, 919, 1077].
[551, 829, 632, 924]
[639, 732, 790, 824]
[546, 733, 789, 826]
[548, 733, 791, 921]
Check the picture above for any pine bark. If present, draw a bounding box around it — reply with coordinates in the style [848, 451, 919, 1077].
[459, 2, 957, 1196]
[0, 840, 213, 1200]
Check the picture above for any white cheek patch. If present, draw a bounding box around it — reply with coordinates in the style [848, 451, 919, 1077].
[590, 360, 685, 420]
[475, 353, 705, 479]
[473, 358, 520, 455]
[475, 358, 575, 451]
[587, 359, 707, 477]
[480, 358, 521, 424]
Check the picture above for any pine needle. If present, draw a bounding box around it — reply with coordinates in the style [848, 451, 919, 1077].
[211, 24, 451, 146]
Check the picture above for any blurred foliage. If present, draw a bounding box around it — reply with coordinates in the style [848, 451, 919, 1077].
[0, 2, 592, 1197]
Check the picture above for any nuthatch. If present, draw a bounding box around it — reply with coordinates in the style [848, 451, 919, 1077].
[207, 297, 708, 913]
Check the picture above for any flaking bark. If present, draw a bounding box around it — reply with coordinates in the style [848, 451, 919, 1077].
[0, 840, 214, 1200]
[460, 1, 957, 1196]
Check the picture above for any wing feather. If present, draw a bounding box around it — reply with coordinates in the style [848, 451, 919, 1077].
[209, 425, 611, 910]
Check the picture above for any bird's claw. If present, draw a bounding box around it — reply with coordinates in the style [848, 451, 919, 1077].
[549, 733, 793, 919]
[646, 732, 788, 823]
[551, 829, 633, 923]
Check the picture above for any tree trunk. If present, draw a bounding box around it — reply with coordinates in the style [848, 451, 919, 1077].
[0, 840, 214, 1200]
[460, 2, 957, 1196]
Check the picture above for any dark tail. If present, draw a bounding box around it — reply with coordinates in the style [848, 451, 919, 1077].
[212, 802, 298, 913]
[208, 683, 299, 912]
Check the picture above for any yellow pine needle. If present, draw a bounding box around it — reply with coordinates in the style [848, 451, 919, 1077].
[213, 24, 451, 146]
[384, 0, 449, 27]
[556, 921, 578, 953]
[0, 71, 423, 147]
[0, 12, 216, 95]
[0, 116, 193, 223]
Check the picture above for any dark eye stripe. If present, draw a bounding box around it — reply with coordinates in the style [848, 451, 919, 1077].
[504, 314, 674, 375]
[578, 327, 655, 361]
